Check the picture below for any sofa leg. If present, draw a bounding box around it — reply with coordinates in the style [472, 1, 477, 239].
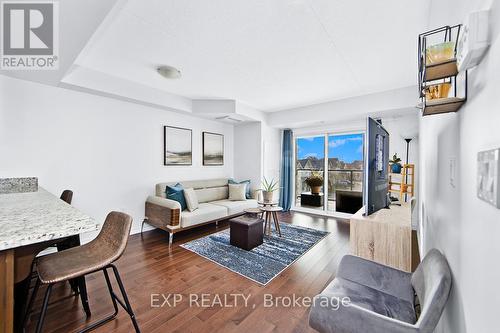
[141, 219, 147, 234]
[168, 232, 173, 246]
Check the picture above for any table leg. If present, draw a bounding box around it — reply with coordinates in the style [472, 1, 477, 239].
[0, 249, 14, 333]
[272, 212, 282, 237]
[266, 212, 271, 236]
[263, 213, 268, 236]
[13, 276, 30, 332]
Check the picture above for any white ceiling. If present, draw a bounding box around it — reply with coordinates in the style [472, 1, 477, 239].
[72, 0, 431, 112]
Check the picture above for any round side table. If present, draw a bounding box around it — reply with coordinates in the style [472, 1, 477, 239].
[259, 206, 283, 237]
[257, 201, 278, 207]
[244, 208, 262, 217]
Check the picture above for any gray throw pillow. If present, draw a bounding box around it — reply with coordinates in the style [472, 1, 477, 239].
[183, 188, 199, 212]
[228, 184, 247, 201]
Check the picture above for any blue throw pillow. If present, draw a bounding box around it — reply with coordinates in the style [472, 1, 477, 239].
[165, 183, 187, 211]
[229, 179, 251, 199]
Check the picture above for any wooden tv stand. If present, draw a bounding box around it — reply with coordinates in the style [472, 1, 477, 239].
[350, 203, 413, 272]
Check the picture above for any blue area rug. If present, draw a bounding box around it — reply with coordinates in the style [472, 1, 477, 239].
[181, 223, 329, 285]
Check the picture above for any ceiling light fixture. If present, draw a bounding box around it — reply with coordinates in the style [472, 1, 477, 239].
[157, 65, 181, 79]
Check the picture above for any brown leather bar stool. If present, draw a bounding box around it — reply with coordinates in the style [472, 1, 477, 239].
[55, 189, 74, 252]
[28, 190, 81, 295]
[15, 190, 78, 330]
[24, 211, 141, 333]
[60, 189, 73, 204]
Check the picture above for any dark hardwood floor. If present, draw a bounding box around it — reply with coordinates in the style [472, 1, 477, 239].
[25, 212, 350, 333]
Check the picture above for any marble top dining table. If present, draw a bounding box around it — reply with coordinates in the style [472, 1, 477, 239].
[0, 187, 99, 251]
[0, 187, 99, 333]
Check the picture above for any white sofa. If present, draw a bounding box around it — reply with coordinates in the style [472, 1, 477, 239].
[143, 178, 258, 244]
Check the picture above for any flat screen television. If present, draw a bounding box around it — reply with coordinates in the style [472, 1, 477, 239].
[363, 117, 390, 216]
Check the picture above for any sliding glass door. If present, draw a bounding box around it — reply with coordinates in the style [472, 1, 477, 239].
[294, 132, 364, 214]
[295, 136, 325, 211]
[327, 133, 364, 212]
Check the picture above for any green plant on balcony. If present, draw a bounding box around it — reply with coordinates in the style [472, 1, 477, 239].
[305, 172, 323, 194]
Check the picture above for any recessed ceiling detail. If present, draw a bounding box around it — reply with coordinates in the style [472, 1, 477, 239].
[69, 0, 431, 112]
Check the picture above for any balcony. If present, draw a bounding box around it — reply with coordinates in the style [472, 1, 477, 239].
[295, 168, 363, 212]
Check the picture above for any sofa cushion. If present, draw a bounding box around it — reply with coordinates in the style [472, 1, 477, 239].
[228, 184, 247, 201]
[165, 183, 187, 211]
[195, 186, 228, 203]
[183, 188, 199, 212]
[180, 203, 228, 228]
[211, 199, 258, 215]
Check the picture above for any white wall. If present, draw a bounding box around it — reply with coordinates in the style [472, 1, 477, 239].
[233, 122, 282, 201]
[262, 124, 281, 182]
[233, 122, 262, 192]
[267, 86, 417, 128]
[419, 0, 500, 332]
[0, 75, 234, 236]
[382, 115, 419, 167]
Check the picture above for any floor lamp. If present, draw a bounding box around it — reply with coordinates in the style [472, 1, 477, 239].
[404, 138, 412, 201]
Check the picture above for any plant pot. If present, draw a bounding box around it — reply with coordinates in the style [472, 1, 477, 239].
[391, 163, 402, 174]
[262, 191, 274, 202]
[310, 186, 322, 194]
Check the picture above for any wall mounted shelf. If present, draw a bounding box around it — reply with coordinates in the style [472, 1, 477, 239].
[418, 25, 467, 116]
[424, 59, 458, 81]
[422, 97, 466, 116]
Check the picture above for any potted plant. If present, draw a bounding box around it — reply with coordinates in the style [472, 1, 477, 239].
[260, 177, 279, 202]
[305, 173, 323, 194]
[389, 153, 403, 174]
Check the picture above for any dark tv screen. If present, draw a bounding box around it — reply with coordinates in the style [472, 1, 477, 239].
[364, 117, 389, 215]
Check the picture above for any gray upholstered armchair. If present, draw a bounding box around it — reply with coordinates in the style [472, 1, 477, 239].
[309, 249, 451, 333]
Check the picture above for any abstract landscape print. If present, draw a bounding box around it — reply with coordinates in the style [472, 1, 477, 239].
[203, 132, 224, 165]
[164, 126, 192, 165]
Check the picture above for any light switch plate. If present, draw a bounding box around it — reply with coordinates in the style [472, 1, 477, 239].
[449, 157, 456, 188]
[477, 148, 500, 208]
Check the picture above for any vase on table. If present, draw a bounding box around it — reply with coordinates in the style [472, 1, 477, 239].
[262, 190, 273, 202]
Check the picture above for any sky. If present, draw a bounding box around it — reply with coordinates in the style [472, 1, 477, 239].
[297, 133, 363, 163]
